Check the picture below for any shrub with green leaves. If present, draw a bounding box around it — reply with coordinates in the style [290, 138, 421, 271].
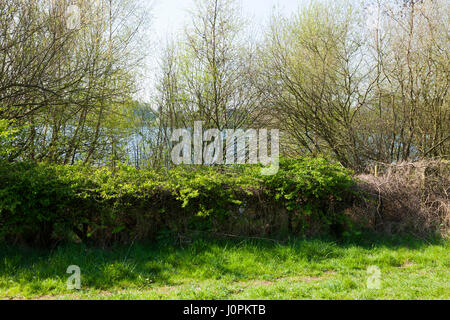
[0, 120, 18, 160]
[262, 158, 355, 232]
[0, 162, 76, 245]
[0, 157, 355, 246]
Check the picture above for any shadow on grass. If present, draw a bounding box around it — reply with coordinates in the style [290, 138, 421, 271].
[0, 233, 447, 296]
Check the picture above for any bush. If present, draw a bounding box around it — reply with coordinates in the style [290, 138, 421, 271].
[261, 158, 355, 234]
[0, 158, 355, 246]
[351, 160, 450, 237]
[0, 120, 18, 160]
[0, 162, 67, 245]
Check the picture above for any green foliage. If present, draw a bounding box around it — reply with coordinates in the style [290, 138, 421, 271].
[263, 157, 353, 205]
[262, 158, 355, 231]
[0, 162, 78, 245]
[0, 157, 355, 245]
[0, 120, 18, 159]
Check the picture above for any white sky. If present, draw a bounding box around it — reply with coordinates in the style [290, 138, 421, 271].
[151, 0, 304, 39]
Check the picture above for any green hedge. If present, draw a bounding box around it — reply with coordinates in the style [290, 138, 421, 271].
[0, 158, 355, 245]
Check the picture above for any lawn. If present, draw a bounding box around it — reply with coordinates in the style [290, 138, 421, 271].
[0, 235, 448, 300]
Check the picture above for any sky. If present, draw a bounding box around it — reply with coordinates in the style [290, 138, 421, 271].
[150, 0, 304, 40]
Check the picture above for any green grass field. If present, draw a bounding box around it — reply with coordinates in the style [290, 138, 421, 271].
[1, 235, 449, 300]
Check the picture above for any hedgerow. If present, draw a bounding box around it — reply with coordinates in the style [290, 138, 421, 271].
[0, 158, 355, 246]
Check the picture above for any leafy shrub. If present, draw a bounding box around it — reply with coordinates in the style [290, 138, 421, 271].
[0, 157, 355, 246]
[0, 120, 19, 160]
[0, 162, 76, 245]
[262, 158, 355, 234]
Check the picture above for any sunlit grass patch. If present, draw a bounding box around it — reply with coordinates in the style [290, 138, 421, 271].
[1, 235, 448, 300]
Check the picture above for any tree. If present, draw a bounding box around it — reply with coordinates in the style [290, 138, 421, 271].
[259, 0, 448, 170]
[0, 0, 151, 165]
[156, 0, 263, 132]
[260, 1, 376, 169]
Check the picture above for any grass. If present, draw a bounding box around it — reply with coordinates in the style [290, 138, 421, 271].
[0, 235, 449, 300]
